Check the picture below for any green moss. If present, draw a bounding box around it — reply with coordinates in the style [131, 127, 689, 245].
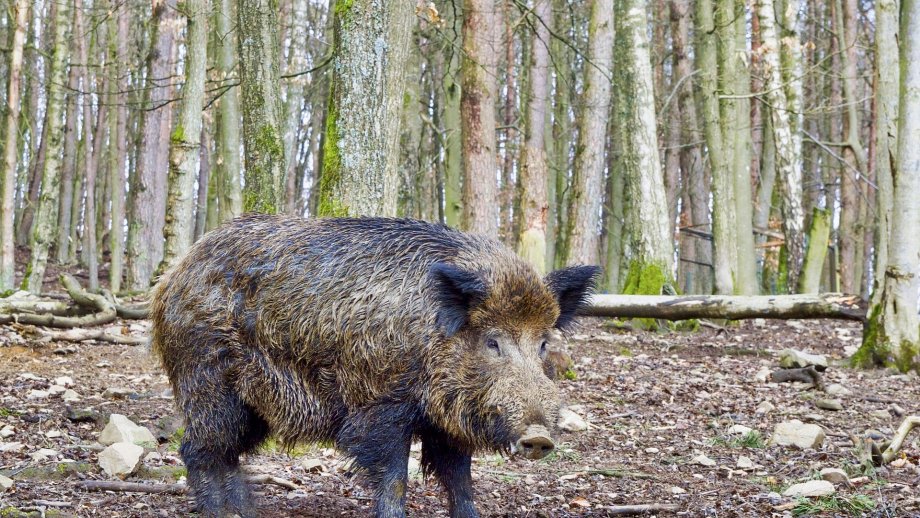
[853, 304, 920, 373]
[242, 125, 284, 214]
[170, 124, 184, 143]
[622, 261, 671, 330]
[333, 0, 353, 15]
[317, 87, 350, 218]
[563, 369, 577, 381]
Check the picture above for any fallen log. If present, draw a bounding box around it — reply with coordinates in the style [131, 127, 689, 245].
[582, 293, 865, 322]
[881, 416, 920, 464]
[0, 274, 116, 327]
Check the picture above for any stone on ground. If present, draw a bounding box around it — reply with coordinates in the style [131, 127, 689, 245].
[820, 467, 849, 484]
[755, 401, 776, 415]
[728, 424, 753, 435]
[557, 407, 588, 432]
[778, 349, 828, 370]
[99, 414, 156, 446]
[815, 399, 843, 411]
[0, 474, 13, 491]
[62, 389, 80, 402]
[825, 383, 852, 397]
[692, 454, 716, 467]
[782, 480, 835, 498]
[98, 442, 144, 477]
[770, 420, 825, 449]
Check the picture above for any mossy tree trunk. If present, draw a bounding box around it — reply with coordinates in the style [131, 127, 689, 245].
[0, 0, 28, 291]
[159, 0, 209, 273]
[798, 208, 830, 294]
[238, 0, 286, 214]
[108, 3, 129, 292]
[441, 0, 463, 228]
[317, 0, 413, 218]
[460, 0, 501, 236]
[22, 0, 69, 294]
[757, 0, 805, 292]
[213, 0, 242, 222]
[517, 0, 552, 274]
[856, 0, 920, 373]
[614, 0, 674, 295]
[564, 0, 613, 266]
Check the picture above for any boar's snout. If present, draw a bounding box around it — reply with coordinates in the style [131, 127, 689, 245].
[515, 425, 555, 460]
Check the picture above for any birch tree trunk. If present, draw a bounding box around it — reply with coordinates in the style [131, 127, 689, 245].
[238, 0, 285, 213]
[22, 0, 69, 293]
[856, 0, 920, 373]
[213, 0, 242, 222]
[565, 0, 613, 265]
[756, 0, 805, 292]
[460, 0, 500, 236]
[317, 0, 413, 218]
[870, 0, 898, 307]
[126, 0, 178, 289]
[0, 0, 28, 291]
[517, 0, 552, 273]
[159, 0, 209, 273]
[615, 0, 674, 293]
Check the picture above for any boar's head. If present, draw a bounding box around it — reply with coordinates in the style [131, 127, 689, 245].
[425, 261, 599, 459]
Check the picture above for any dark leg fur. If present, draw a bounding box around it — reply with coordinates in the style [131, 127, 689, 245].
[177, 367, 269, 518]
[421, 432, 479, 518]
[337, 403, 418, 518]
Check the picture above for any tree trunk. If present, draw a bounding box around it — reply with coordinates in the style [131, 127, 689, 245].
[565, 0, 613, 265]
[834, 0, 868, 295]
[109, 3, 129, 292]
[870, 0, 898, 308]
[460, 0, 500, 236]
[0, 0, 28, 291]
[194, 127, 211, 241]
[214, 0, 242, 221]
[670, 0, 711, 294]
[282, 0, 308, 214]
[22, 0, 69, 293]
[126, 0, 178, 290]
[441, 0, 463, 228]
[798, 208, 831, 294]
[517, 0, 552, 274]
[317, 1, 411, 218]
[856, 0, 920, 373]
[615, 0, 674, 294]
[159, 0, 209, 273]
[55, 69, 80, 264]
[238, 0, 286, 213]
[757, 0, 805, 292]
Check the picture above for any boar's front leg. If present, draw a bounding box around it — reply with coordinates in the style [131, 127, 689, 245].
[421, 432, 479, 518]
[337, 404, 417, 518]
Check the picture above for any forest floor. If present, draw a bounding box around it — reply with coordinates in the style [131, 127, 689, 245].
[1, 305, 919, 517]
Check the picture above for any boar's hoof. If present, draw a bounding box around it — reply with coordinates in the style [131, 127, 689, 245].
[515, 426, 555, 460]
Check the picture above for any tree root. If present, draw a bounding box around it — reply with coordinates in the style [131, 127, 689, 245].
[770, 366, 824, 391]
[881, 416, 920, 464]
[0, 274, 115, 327]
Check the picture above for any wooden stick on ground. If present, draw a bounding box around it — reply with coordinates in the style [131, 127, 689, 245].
[606, 503, 680, 515]
[881, 416, 920, 464]
[76, 474, 300, 494]
[583, 293, 865, 322]
[0, 274, 116, 327]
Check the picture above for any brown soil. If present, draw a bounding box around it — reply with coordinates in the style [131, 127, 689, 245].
[1, 316, 918, 517]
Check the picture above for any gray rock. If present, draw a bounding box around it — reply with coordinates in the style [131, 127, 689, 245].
[692, 454, 716, 467]
[736, 456, 754, 469]
[755, 401, 776, 415]
[782, 480, 835, 498]
[55, 376, 74, 387]
[825, 383, 852, 397]
[98, 442, 144, 477]
[0, 474, 13, 491]
[30, 448, 59, 462]
[815, 399, 843, 411]
[771, 420, 825, 449]
[0, 442, 24, 453]
[99, 414, 156, 446]
[0, 425, 14, 438]
[62, 389, 81, 402]
[778, 349, 828, 371]
[728, 424, 753, 435]
[102, 387, 135, 400]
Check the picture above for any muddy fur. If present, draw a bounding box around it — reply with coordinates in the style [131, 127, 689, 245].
[150, 214, 598, 518]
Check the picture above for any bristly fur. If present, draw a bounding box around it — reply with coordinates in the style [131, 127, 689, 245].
[149, 214, 598, 518]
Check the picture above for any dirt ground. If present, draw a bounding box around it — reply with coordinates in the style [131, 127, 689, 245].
[1, 314, 919, 517]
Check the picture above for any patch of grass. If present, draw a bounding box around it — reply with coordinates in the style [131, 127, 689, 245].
[0, 407, 21, 417]
[167, 426, 185, 452]
[563, 368, 577, 380]
[618, 346, 634, 357]
[539, 442, 579, 464]
[259, 438, 311, 457]
[709, 431, 765, 449]
[792, 494, 876, 517]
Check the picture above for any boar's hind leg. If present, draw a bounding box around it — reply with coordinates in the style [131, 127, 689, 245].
[337, 404, 417, 518]
[421, 433, 479, 518]
[178, 375, 269, 518]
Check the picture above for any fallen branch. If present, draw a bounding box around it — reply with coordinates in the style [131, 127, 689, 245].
[0, 274, 116, 328]
[606, 503, 680, 515]
[76, 474, 299, 495]
[881, 416, 920, 464]
[583, 293, 865, 322]
[770, 366, 825, 391]
[38, 328, 147, 345]
[101, 289, 149, 319]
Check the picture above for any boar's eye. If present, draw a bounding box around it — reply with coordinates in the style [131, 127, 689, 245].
[539, 340, 548, 358]
[485, 338, 501, 356]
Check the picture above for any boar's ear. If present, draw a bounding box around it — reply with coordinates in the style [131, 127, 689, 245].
[429, 262, 488, 336]
[544, 265, 601, 330]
